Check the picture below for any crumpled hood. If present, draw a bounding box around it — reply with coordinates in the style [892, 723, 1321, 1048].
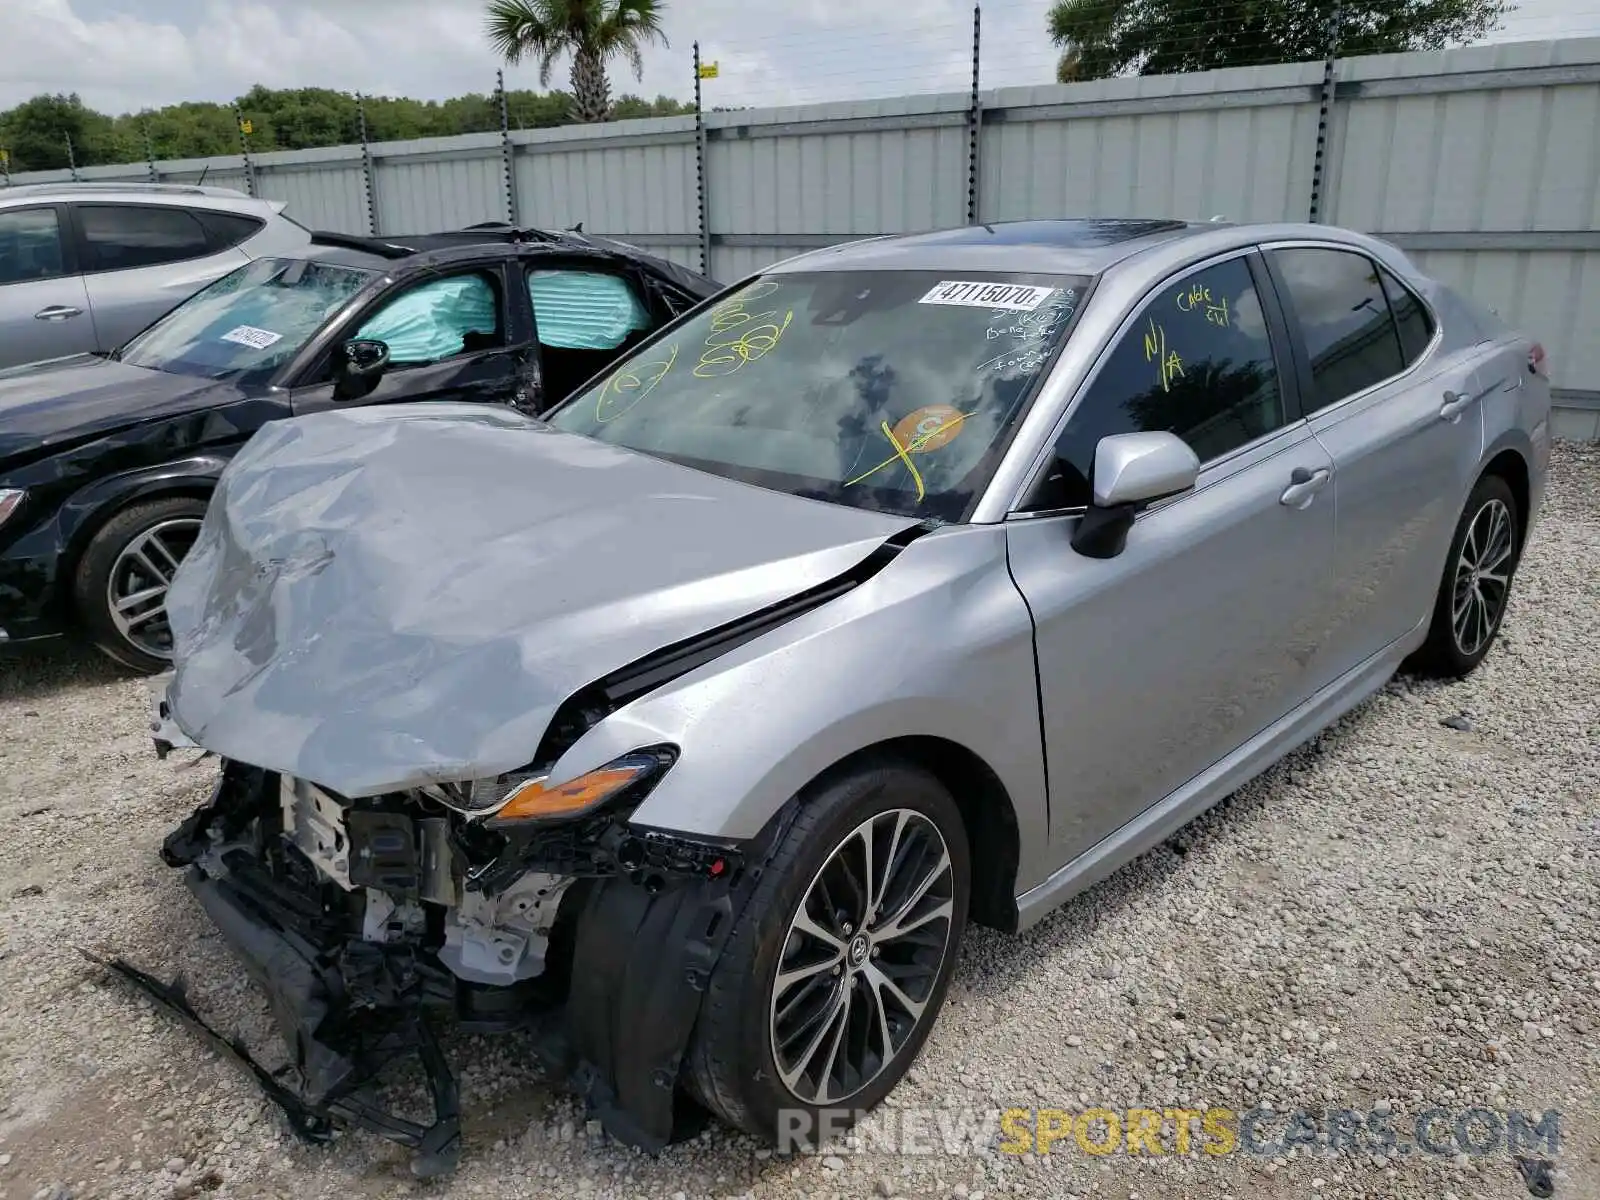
[166, 401, 916, 796]
[0, 356, 246, 464]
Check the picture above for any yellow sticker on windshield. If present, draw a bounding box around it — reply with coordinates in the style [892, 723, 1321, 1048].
[892, 404, 967, 452]
[846, 406, 975, 497]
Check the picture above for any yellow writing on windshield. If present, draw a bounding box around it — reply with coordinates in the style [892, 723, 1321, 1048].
[1144, 317, 1184, 392]
[694, 286, 794, 378]
[845, 406, 974, 501]
[595, 342, 678, 423]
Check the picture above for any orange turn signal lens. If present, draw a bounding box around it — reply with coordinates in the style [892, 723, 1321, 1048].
[494, 763, 651, 822]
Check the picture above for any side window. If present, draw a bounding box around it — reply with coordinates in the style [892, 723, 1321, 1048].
[1040, 255, 1285, 510]
[528, 269, 651, 350]
[1270, 248, 1405, 412]
[1378, 265, 1435, 366]
[78, 204, 212, 272]
[193, 210, 265, 252]
[354, 272, 502, 366]
[0, 208, 67, 284]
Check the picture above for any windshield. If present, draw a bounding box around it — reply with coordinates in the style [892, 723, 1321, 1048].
[548, 270, 1089, 521]
[119, 257, 377, 382]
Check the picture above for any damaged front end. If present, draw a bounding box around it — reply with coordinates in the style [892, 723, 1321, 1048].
[112, 750, 786, 1177]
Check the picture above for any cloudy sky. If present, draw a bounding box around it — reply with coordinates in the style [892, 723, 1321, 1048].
[2, 0, 1596, 115]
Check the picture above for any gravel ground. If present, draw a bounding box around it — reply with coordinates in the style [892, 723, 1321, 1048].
[1, 443, 1597, 1200]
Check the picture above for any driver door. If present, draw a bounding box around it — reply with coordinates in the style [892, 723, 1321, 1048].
[1005, 250, 1340, 864]
[290, 265, 538, 415]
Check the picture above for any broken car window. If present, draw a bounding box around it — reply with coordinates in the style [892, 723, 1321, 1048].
[547, 270, 1091, 523]
[119, 257, 376, 383]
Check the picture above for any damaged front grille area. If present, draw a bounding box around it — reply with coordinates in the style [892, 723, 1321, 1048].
[113, 758, 755, 1177]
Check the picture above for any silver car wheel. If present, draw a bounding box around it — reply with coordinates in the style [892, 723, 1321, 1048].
[105, 517, 202, 660]
[769, 808, 955, 1105]
[1451, 497, 1514, 658]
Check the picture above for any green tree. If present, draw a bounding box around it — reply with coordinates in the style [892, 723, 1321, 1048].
[0, 93, 127, 171]
[1048, 0, 1511, 81]
[485, 0, 669, 123]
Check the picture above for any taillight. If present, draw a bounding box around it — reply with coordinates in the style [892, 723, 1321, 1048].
[1529, 343, 1548, 377]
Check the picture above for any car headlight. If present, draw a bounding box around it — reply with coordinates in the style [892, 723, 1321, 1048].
[0, 489, 24, 529]
[423, 747, 676, 825]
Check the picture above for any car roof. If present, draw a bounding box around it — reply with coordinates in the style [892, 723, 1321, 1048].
[767, 218, 1213, 277]
[0, 182, 262, 206]
[278, 226, 717, 290]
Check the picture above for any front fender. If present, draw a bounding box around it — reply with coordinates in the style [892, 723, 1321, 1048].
[548, 524, 1056, 895]
[53, 454, 235, 585]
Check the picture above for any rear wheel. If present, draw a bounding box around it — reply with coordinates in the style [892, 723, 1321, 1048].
[687, 759, 969, 1145]
[72, 496, 209, 674]
[1412, 473, 1520, 678]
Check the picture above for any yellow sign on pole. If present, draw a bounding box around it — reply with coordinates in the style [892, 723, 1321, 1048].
[0, 149, 8, 165]
[697, 62, 719, 79]
[238, 118, 254, 135]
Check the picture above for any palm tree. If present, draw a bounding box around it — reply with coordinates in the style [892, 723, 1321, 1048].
[486, 0, 669, 125]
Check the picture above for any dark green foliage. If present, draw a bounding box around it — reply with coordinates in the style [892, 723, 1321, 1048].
[0, 84, 692, 172]
[1048, 0, 1512, 81]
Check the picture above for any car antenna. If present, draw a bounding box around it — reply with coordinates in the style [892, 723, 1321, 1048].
[568, 220, 583, 233]
[196, 163, 210, 186]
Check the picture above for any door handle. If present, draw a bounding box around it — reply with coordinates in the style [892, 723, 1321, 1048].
[34, 305, 82, 321]
[1279, 466, 1332, 509]
[1440, 379, 1499, 422]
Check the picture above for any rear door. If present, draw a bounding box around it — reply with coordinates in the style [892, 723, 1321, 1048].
[1264, 244, 1487, 678]
[71, 202, 252, 351]
[289, 263, 538, 414]
[0, 203, 98, 368]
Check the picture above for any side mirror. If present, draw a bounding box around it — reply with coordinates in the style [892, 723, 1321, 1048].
[332, 338, 390, 401]
[1071, 431, 1200, 560]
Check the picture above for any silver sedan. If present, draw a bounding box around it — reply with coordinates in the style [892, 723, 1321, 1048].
[150, 217, 1550, 1170]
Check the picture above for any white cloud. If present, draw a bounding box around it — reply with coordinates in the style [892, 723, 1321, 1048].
[0, 0, 1590, 116]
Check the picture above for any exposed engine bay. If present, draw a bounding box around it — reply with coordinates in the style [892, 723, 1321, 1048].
[102, 755, 788, 1178]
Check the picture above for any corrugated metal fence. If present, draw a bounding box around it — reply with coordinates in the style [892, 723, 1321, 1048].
[9, 36, 1600, 433]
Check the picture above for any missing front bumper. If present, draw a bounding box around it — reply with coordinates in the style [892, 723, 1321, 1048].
[104, 763, 792, 1177]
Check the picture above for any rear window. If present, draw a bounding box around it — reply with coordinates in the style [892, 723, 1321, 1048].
[195, 209, 265, 252]
[79, 204, 212, 272]
[551, 270, 1091, 522]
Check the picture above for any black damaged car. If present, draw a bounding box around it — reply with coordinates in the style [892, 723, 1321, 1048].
[0, 225, 717, 671]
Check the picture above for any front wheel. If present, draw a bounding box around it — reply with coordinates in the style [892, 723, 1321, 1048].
[687, 760, 970, 1145]
[72, 495, 209, 674]
[1412, 473, 1520, 679]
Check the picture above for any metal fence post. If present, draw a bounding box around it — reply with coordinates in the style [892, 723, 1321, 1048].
[234, 107, 257, 196]
[65, 134, 80, 181]
[496, 69, 520, 225]
[1308, 0, 1344, 222]
[693, 42, 711, 275]
[357, 93, 380, 236]
[967, 4, 982, 225]
[144, 121, 160, 183]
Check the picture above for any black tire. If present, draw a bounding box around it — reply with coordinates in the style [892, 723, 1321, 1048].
[72, 495, 210, 674]
[1411, 472, 1521, 679]
[686, 758, 970, 1146]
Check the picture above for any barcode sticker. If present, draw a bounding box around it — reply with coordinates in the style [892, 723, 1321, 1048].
[219, 325, 283, 350]
[918, 282, 1056, 311]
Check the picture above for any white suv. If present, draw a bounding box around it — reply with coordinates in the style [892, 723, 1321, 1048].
[0, 182, 312, 370]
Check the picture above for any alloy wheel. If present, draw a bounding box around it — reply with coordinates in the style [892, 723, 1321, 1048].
[769, 808, 955, 1105]
[1451, 497, 1514, 658]
[105, 517, 203, 660]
